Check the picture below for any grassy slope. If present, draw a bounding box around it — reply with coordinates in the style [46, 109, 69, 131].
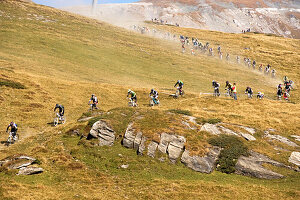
[0, 0, 299, 199]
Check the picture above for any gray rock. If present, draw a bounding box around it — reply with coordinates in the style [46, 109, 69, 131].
[288, 152, 300, 167]
[158, 133, 176, 154]
[238, 125, 256, 135]
[17, 167, 44, 175]
[218, 125, 238, 136]
[133, 132, 143, 150]
[200, 123, 221, 135]
[0, 155, 36, 169]
[181, 147, 221, 173]
[120, 164, 129, 169]
[147, 141, 158, 158]
[137, 136, 147, 155]
[89, 120, 115, 146]
[167, 135, 186, 163]
[122, 123, 136, 148]
[235, 151, 286, 179]
[240, 132, 256, 141]
[265, 133, 298, 147]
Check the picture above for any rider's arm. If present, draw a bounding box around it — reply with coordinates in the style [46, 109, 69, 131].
[6, 125, 10, 132]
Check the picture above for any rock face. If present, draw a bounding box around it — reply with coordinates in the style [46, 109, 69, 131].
[122, 123, 147, 155]
[181, 147, 221, 173]
[240, 132, 256, 141]
[147, 141, 158, 158]
[0, 155, 43, 176]
[291, 135, 300, 142]
[88, 120, 115, 146]
[288, 152, 300, 167]
[235, 152, 285, 179]
[265, 133, 299, 147]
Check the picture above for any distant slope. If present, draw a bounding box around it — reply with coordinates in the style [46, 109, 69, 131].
[64, 0, 300, 38]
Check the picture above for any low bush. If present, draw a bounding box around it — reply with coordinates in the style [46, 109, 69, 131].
[168, 109, 192, 116]
[0, 78, 26, 89]
[208, 135, 249, 174]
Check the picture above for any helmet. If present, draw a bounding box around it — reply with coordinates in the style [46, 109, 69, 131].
[226, 81, 229, 84]
[212, 80, 215, 83]
[92, 94, 95, 96]
[56, 104, 59, 107]
[151, 89, 154, 92]
[10, 122, 13, 125]
[128, 89, 131, 93]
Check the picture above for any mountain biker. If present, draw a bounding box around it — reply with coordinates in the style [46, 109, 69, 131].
[6, 122, 18, 140]
[277, 84, 283, 100]
[127, 89, 137, 103]
[245, 87, 253, 98]
[174, 80, 184, 95]
[232, 83, 237, 100]
[283, 91, 290, 101]
[54, 104, 64, 119]
[88, 94, 99, 110]
[257, 92, 264, 99]
[212, 80, 220, 96]
[285, 82, 292, 94]
[225, 81, 232, 96]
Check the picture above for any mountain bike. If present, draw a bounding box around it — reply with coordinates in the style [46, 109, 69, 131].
[128, 98, 137, 107]
[7, 131, 19, 146]
[149, 96, 160, 106]
[54, 113, 66, 127]
[213, 87, 220, 97]
[175, 87, 184, 98]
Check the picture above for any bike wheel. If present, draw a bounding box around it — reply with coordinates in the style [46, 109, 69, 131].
[54, 117, 59, 126]
[62, 116, 66, 124]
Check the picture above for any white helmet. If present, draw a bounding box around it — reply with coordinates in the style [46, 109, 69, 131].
[128, 89, 131, 93]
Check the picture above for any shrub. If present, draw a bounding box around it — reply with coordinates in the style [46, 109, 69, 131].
[208, 135, 249, 174]
[0, 79, 26, 89]
[168, 109, 192, 116]
[196, 117, 222, 124]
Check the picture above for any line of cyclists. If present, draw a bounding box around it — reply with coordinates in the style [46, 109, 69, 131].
[4, 77, 294, 145]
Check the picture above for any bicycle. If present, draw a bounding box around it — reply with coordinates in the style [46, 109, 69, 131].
[89, 103, 98, 111]
[7, 131, 19, 146]
[213, 88, 220, 97]
[54, 113, 66, 127]
[128, 98, 137, 107]
[175, 87, 185, 98]
[149, 96, 160, 107]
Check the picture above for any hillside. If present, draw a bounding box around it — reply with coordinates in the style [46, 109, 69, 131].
[64, 0, 300, 38]
[0, 0, 300, 199]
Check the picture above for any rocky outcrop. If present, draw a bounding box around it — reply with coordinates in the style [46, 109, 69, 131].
[240, 132, 256, 141]
[122, 123, 147, 155]
[235, 152, 285, 179]
[265, 133, 299, 147]
[88, 120, 115, 146]
[288, 152, 300, 167]
[147, 141, 158, 158]
[17, 167, 44, 175]
[0, 155, 43, 176]
[181, 147, 221, 173]
[291, 135, 300, 142]
[200, 123, 221, 135]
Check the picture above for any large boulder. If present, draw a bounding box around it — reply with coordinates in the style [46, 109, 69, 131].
[181, 147, 221, 173]
[235, 152, 285, 179]
[288, 152, 300, 167]
[122, 123, 136, 148]
[89, 120, 115, 146]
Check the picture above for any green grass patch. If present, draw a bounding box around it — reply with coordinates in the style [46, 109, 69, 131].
[168, 109, 192, 116]
[0, 78, 25, 89]
[196, 117, 222, 124]
[208, 135, 249, 174]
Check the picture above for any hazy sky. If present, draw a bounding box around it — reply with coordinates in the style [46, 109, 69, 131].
[33, 0, 139, 8]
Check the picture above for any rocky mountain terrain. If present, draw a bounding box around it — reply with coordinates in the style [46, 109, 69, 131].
[63, 0, 300, 38]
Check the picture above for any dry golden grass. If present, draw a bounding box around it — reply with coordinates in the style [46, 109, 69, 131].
[0, 0, 299, 199]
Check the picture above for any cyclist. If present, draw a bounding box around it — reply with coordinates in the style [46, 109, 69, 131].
[6, 122, 18, 142]
[127, 89, 137, 103]
[54, 104, 64, 119]
[245, 87, 253, 98]
[257, 92, 264, 99]
[277, 84, 283, 100]
[225, 81, 232, 97]
[174, 80, 184, 95]
[88, 94, 99, 110]
[212, 80, 220, 96]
